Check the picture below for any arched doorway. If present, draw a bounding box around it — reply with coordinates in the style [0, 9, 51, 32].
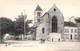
[52, 16, 57, 32]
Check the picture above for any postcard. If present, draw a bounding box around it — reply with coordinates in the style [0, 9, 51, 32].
[0, 0, 80, 51]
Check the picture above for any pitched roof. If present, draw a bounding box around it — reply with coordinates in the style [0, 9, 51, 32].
[48, 4, 62, 13]
[64, 22, 77, 27]
[35, 5, 43, 11]
[41, 12, 48, 18]
[75, 18, 80, 23]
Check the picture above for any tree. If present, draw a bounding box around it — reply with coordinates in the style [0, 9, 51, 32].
[0, 17, 13, 43]
[14, 13, 26, 36]
[25, 20, 32, 34]
[13, 13, 32, 40]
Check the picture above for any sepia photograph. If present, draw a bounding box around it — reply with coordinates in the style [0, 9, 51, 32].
[0, 0, 80, 51]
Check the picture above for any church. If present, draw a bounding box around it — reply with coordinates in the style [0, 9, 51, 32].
[33, 4, 78, 42]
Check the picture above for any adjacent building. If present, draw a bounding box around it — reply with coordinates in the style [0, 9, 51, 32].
[75, 18, 80, 41]
[64, 22, 78, 41]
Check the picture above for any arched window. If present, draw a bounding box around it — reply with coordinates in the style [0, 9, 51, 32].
[52, 16, 57, 32]
[42, 28, 45, 34]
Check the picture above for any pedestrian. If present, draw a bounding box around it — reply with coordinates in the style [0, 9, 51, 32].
[43, 39, 45, 43]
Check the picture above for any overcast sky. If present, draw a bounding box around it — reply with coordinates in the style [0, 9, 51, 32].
[0, 0, 80, 22]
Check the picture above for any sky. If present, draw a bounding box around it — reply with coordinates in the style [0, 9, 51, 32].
[0, 0, 80, 24]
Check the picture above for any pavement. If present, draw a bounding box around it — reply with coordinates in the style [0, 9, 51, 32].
[0, 40, 80, 51]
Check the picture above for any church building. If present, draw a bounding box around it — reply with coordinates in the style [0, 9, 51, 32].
[33, 4, 78, 42]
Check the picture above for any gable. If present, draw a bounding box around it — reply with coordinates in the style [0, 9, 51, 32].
[48, 4, 62, 14]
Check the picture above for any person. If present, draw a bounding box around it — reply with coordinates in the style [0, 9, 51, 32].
[40, 38, 45, 44]
[40, 38, 43, 44]
[58, 39, 60, 42]
[43, 39, 45, 43]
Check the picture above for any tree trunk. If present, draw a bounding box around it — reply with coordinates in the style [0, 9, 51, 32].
[0, 34, 3, 43]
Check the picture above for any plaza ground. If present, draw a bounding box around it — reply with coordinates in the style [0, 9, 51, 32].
[0, 40, 80, 51]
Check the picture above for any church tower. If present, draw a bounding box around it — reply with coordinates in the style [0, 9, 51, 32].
[34, 5, 43, 26]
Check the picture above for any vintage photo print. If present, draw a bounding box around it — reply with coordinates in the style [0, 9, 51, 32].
[0, 0, 80, 51]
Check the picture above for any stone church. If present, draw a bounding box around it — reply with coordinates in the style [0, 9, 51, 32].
[33, 4, 78, 42]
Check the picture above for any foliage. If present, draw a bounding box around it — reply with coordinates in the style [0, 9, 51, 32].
[11, 14, 32, 36]
[0, 14, 33, 41]
[0, 17, 13, 42]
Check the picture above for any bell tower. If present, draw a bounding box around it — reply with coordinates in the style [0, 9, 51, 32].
[34, 5, 43, 26]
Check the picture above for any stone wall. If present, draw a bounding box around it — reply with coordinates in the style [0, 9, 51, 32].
[48, 5, 64, 39]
